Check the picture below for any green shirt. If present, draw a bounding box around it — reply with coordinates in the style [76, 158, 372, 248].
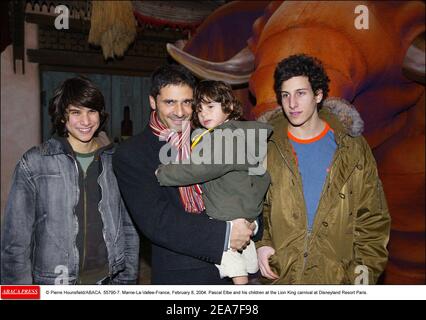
[75, 151, 95, 174]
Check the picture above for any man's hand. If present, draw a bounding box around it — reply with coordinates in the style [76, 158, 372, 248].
[230, 218, 255, 250]
[257, 246, 279, 280]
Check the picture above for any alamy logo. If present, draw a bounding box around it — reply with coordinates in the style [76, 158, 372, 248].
[354, 5, 369, 30]
[354, 265, 369, 285]
[158, 124, 269, 176]
[54, 265, 70, 285]
[54, 5, 69, 30]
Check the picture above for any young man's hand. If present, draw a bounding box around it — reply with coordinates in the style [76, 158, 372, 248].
[257, 246, 279, 280]
[229, 218, 254, 250]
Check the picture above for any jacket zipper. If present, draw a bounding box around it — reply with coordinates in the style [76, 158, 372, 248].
[81, 171, 87, 272]
[97, 155, 114, 279]
[301, 141, 342, 279]
[308, 142, 342, 238]
[301, 231, 310, 276]
[67, 154, 80, 283]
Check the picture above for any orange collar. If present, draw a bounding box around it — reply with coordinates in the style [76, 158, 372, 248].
[287, 122, 332, 144]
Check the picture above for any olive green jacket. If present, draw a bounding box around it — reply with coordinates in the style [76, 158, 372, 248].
[156, 120, 272, 221]
[257, 98, 391, 284]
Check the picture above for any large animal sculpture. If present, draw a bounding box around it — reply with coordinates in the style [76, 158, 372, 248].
[167, 1, 425, 284]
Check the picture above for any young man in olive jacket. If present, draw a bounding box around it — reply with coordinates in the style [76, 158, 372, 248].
[256, 54, 391, 284]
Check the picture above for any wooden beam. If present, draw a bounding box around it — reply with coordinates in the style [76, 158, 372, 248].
[39, 64, 153, 77]
[27, 48, 167, 74]
[25, 12, 186, 42]
[25, 12, 90, 31]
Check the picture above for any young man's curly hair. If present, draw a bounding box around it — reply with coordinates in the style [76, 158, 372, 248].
[192, 80, 243, 128]
[274, 54, 330, 108]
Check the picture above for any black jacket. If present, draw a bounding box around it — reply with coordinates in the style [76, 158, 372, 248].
[113, 126, 229, 284]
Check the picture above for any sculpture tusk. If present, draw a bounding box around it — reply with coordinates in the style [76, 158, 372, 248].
[166, 44, 255, 85]
[403, 32, 425, 84]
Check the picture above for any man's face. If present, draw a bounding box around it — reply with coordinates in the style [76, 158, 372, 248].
[149, 84, 193, 132]
[65, 105, 100, 149]
[280, 76, 323, 129]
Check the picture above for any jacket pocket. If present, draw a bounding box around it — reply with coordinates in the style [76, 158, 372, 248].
[268, 253, 280, 276]
[307, 255, 346, 284]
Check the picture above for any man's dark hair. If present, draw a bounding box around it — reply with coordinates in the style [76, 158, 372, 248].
[274, 54, 330, 107]
[192, 80, 243, 128]
[48, 76, 108, 137]
[150, 64, 197, 98]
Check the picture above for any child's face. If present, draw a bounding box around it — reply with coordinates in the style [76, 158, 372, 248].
[197, 100, 231, 129]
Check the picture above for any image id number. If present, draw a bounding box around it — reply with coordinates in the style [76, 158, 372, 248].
[209, 304, 258, 315]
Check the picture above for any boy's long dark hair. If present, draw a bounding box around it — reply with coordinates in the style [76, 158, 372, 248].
[48, 76, 108, 137]
[192, 80, 243, 128]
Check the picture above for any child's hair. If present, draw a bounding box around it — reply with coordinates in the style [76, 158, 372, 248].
[192, 80, 243, 128]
